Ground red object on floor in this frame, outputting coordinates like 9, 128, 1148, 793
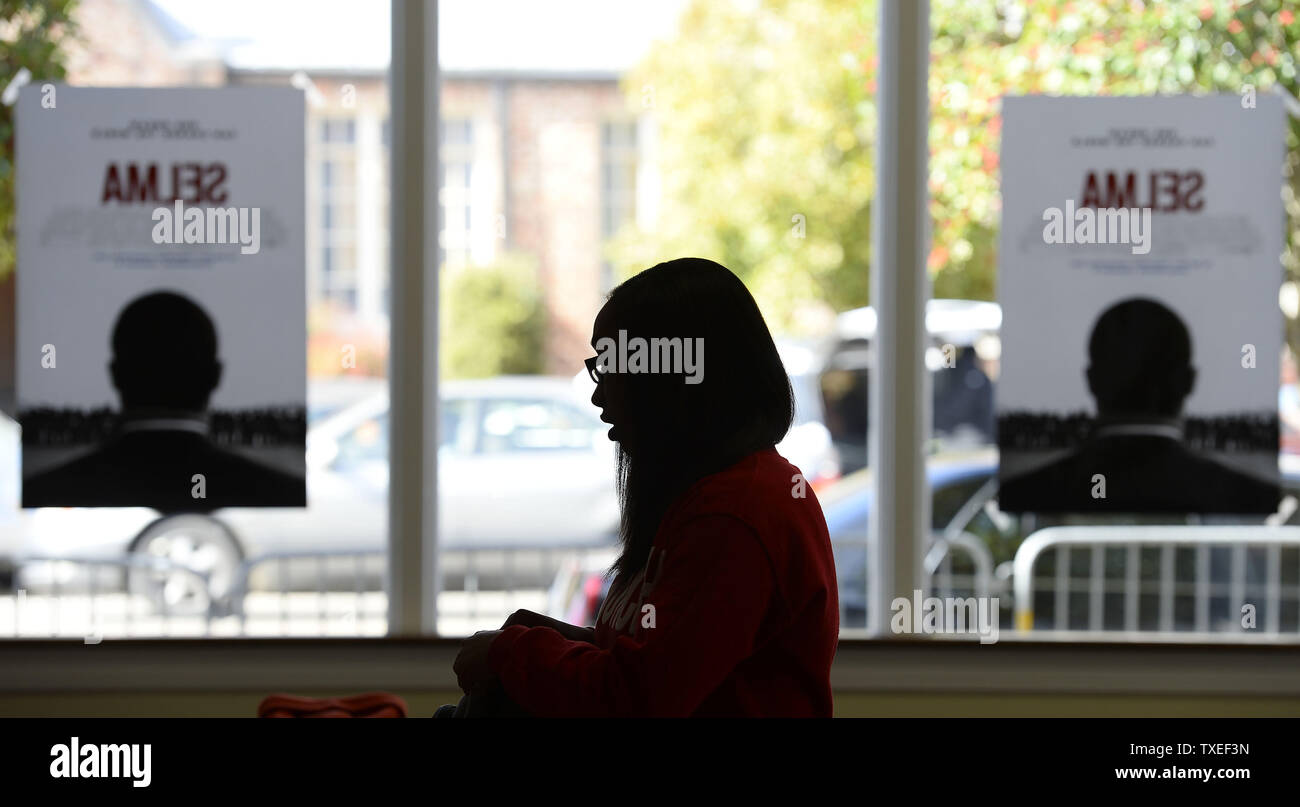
258, 692, 408, 718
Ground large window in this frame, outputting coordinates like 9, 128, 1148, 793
1, 0, 393, 639
4, 0, 1296, 648
922, 0, 1300, 642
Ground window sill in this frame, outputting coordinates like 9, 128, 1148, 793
0, 636, 1296, 697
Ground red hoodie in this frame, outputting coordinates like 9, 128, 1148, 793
487, 447, 839, 717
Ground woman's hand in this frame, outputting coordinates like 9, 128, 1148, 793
502, 609, 596, 644
453, 629, 502, 694
501, 609, 547, 630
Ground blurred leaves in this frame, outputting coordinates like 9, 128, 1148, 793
929, 0, 1300, 311
0, 0, 80, 282
3, 0, 1298, 342
440, 252, 546, 379
608, 0, 875, 333
608, 0, 1300, 330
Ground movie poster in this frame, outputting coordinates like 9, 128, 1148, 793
997, 95, 1285, 514
17, 86, 306, 510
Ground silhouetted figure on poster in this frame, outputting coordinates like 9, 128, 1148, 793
999, 297, 1277, 514
23, 291, 304, 511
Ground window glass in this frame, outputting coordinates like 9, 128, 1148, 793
0, 0, 391, 638
923, 0, 1300, 642
7, 2, 1287, 645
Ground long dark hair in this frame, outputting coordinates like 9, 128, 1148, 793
604, 258, 794, 578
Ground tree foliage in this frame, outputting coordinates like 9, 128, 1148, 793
608, 0, 1300, 331
440, 252, 546, 379
610, 0, 875, 333
0, 0, 80, 282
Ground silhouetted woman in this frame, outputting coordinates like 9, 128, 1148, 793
453, 257, 839, 717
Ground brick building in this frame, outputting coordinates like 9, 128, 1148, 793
34, 0, 682, 377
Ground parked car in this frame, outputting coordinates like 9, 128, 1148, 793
824, 450, 1300, 629
819, 299, 1002, 473
2, 376, 621, 613
549, 448, 1300, 631
818, 448, 999, 628
4, 341, 843, 616
776, 340, 842, 491
546, 447, 1002, 631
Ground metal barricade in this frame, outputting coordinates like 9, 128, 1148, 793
1012, 526, 1300, 636
7, 554, 212, 638
226, 542, 617, 636
831, 530, 998, 632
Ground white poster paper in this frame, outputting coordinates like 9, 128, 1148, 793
997, 95, 1285, 514
17, 86, 306, 510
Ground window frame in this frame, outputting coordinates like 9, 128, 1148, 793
867, 0, 931, 636
387, 0, 441, 634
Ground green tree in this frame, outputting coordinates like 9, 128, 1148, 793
609, 0, 876, 334
440, 252, 546, 379
1192, 1, 1300, 345
928, 0, 1299, 307
0, 0, 80, 282
609, 0, 1300, 329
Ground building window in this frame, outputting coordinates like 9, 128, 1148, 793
320, 118, 356, 144
380, 117, 391, 316
317, 116, 359, 308
440, 118, 474, 269
600, 120, 638, 291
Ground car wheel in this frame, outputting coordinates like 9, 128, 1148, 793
129, 515, 243, 617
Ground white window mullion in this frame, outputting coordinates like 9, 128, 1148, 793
868, 0, 931, 636
388, 0, 441, 635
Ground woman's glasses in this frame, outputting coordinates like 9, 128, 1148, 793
584, 355, 607, 384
